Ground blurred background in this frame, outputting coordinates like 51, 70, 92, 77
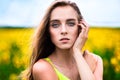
0, 0, 120, 80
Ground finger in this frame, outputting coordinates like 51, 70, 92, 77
81, 20, 89, 29
80, 20, 89, 37
81, 19, 89, 27
79, 23, 88, 40
80, 19, 89, 32
83, 20, 89, 29
78, 23, 86, 35
78, 23, 88, 40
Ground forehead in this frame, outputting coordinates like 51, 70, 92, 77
50, 6, 78, 20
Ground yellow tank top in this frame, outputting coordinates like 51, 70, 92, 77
44, 58, 70, 80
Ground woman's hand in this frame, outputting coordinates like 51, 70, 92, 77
73, 19, 89, 52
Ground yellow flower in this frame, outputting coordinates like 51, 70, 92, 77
9, 73, 18, 80
111, 57, 118, 66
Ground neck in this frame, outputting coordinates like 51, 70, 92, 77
50, 48, 74, 66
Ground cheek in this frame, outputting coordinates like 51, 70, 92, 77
49, 29, 58, 43
72, 27, 79, 38
70, 27, 79, 42
74, 31, 79, 40
49, 31, 54, 40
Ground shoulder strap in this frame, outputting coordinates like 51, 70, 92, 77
44, 58, 70, 80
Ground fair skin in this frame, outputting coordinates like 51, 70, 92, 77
33, 6, 103, 80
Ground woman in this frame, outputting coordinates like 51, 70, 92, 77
26, 0, 103, 80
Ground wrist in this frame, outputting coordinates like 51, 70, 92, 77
73, 48, 82, 53
73, 48, 83, 56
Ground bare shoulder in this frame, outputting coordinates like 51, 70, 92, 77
92, 53, 103, 63
92, 53, 103, 79
32, 59, 58, 80
33, 59, 50, 74
84, 50, 103, 63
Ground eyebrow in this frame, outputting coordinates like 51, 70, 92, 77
50, 18, 76, 23
50, 20, 59, 23
66, 19, 76, 22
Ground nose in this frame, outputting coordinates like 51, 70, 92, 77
61, 24, 67, 35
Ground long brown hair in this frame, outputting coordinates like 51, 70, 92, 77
26, 0, 83, 80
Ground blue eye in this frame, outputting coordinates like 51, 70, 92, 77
51, 23, 60, 28
67, 22, 75, 26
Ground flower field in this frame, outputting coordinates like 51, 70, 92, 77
0, 27, 120, 80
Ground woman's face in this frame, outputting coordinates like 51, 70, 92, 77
49, 6, 79, 50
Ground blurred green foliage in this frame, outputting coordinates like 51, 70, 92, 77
93, 47, 120, 80
0, 42, 25, 80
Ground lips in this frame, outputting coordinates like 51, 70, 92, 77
60, 38, 70, 41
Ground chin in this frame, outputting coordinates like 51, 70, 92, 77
58, 45, 72, 50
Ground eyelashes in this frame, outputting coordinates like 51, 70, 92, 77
67, 22, 76, 26
50, 23, 60, 28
